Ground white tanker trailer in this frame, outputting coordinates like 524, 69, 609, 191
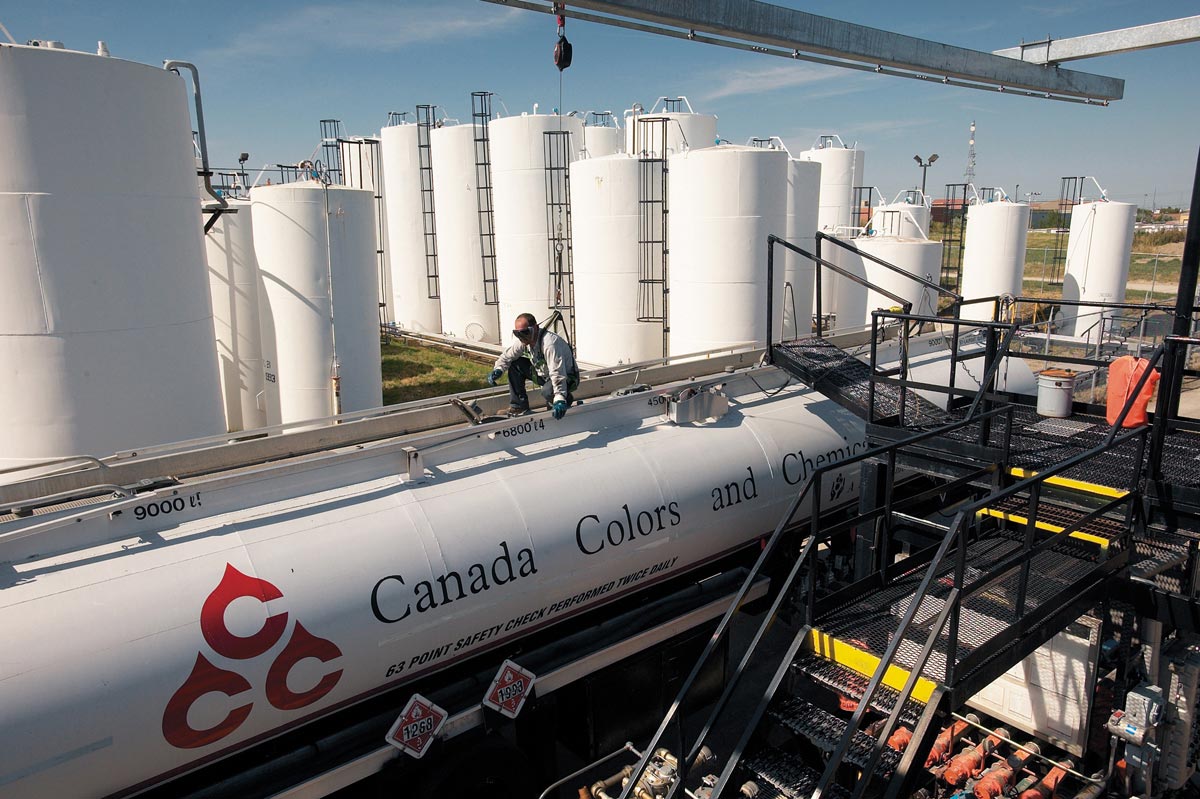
0, 360, 866, 798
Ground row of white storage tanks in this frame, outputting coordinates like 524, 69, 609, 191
0, 41, 1138, 470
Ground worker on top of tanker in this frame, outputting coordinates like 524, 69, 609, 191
487, 313, 580, 419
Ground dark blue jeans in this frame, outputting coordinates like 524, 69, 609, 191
506, 359, 572, 410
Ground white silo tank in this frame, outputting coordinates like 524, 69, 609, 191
570, 154, 662, 365
858, 237, 943, 325
379, 123, 442, 334
668, 145, 788, 356
783, 159, 821, 338
799, 137, 864, 236
338, 136, 390, 324
1061, 201, 1136, 339
583, 124, 622, 158
204, 199, 268, 432
251, 181, 382, 424
959, 200, 1030, 321
872, 202, 931, 238
430, 123, 501, 343
800, 136, 866, 316
489, 113, 586, 331
0, 43, 224, 470
624, 99, 718, 157
826, 239, 868, 333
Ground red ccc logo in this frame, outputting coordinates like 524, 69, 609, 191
162, 564, 344, 749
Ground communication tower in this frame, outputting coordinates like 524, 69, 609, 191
964, 120, 976, 185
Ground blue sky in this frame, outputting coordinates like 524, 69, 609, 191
5, 1, 1197, 208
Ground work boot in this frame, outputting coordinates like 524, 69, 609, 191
506, 404, 530, 417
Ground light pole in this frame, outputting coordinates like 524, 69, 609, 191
913, 153, 938, 195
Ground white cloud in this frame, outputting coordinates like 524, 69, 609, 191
202, 2, 524, 60
699, 63, 867, 102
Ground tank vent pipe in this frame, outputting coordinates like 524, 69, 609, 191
162, 60, 226, 210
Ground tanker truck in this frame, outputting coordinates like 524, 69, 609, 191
0, 355, 870, 799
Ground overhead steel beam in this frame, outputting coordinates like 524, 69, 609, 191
483, 0, 1124, 102
994, 15, 1200, 64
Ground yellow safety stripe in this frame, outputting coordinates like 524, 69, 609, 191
976, 507, 1110, 551
1007, 467, 1128, 499
806, 629, 935, 704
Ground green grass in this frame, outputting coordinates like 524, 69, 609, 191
381, 340, 494, 405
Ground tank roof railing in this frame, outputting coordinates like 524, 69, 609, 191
584, 110, 619, 128
645, 95, 696, 114
890, 187, 930, 207
0, 363, 782, 555
746, 135, 790, 155
0, 349, 770, 515
1074, 175, 1110, 202
812, 133, 855, 150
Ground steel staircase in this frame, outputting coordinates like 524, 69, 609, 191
612, 234, 1200, 799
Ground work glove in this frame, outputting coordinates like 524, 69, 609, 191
552, 400, 568, 420
487, 368, 503, 387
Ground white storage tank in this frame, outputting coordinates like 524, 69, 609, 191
205, 199, 269, 432
860, 237, 942, 323
625, 97, 718, 157
959, 200, 1030, 321
799, 135, 864, 236
830, 236, 942, 331
583, 118, 624, 157
570, 153, 663, 365
799, 135, 865, 316
429, 123, 501, 343
872, 199, 931, 239
784, 159, 822, 339
0, 43, 224, 470
1061, 200, 1136, 339
825, 239, 868, 333
338, 136, 390, 325
379, 123, 442, 334
668, 145, 788, 356
251, 181, 382, 424
489, 113, 586, 331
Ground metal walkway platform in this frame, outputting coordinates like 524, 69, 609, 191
773, 337, 950, 427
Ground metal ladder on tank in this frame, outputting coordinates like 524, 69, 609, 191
1052, 176, 1086, 285
636, 116, 670, 358
852, 185, 876, 233
319, 119, 344, 185
544, 128, 576, 342
338, 134, 390, 327
416, 104, 441, 300
940, 183, 968, 292
471, 91, 500, 307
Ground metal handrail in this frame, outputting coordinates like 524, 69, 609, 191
817, 422, 1148, 797
766, 235, 912, 347
616, 404, 1015, 799
817, 231, 962, 302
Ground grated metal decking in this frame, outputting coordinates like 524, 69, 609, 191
774, 338, 950, 427
789, 653, 924, 727
740, 748, 851, 799
773, 338, 1200, 494
814, 531, 1107, 693
768, 697, 901, 777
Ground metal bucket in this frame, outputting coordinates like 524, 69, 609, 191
1036, 369, 1075, 418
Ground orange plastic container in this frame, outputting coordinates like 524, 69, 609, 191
1106, 356, 1160, 427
